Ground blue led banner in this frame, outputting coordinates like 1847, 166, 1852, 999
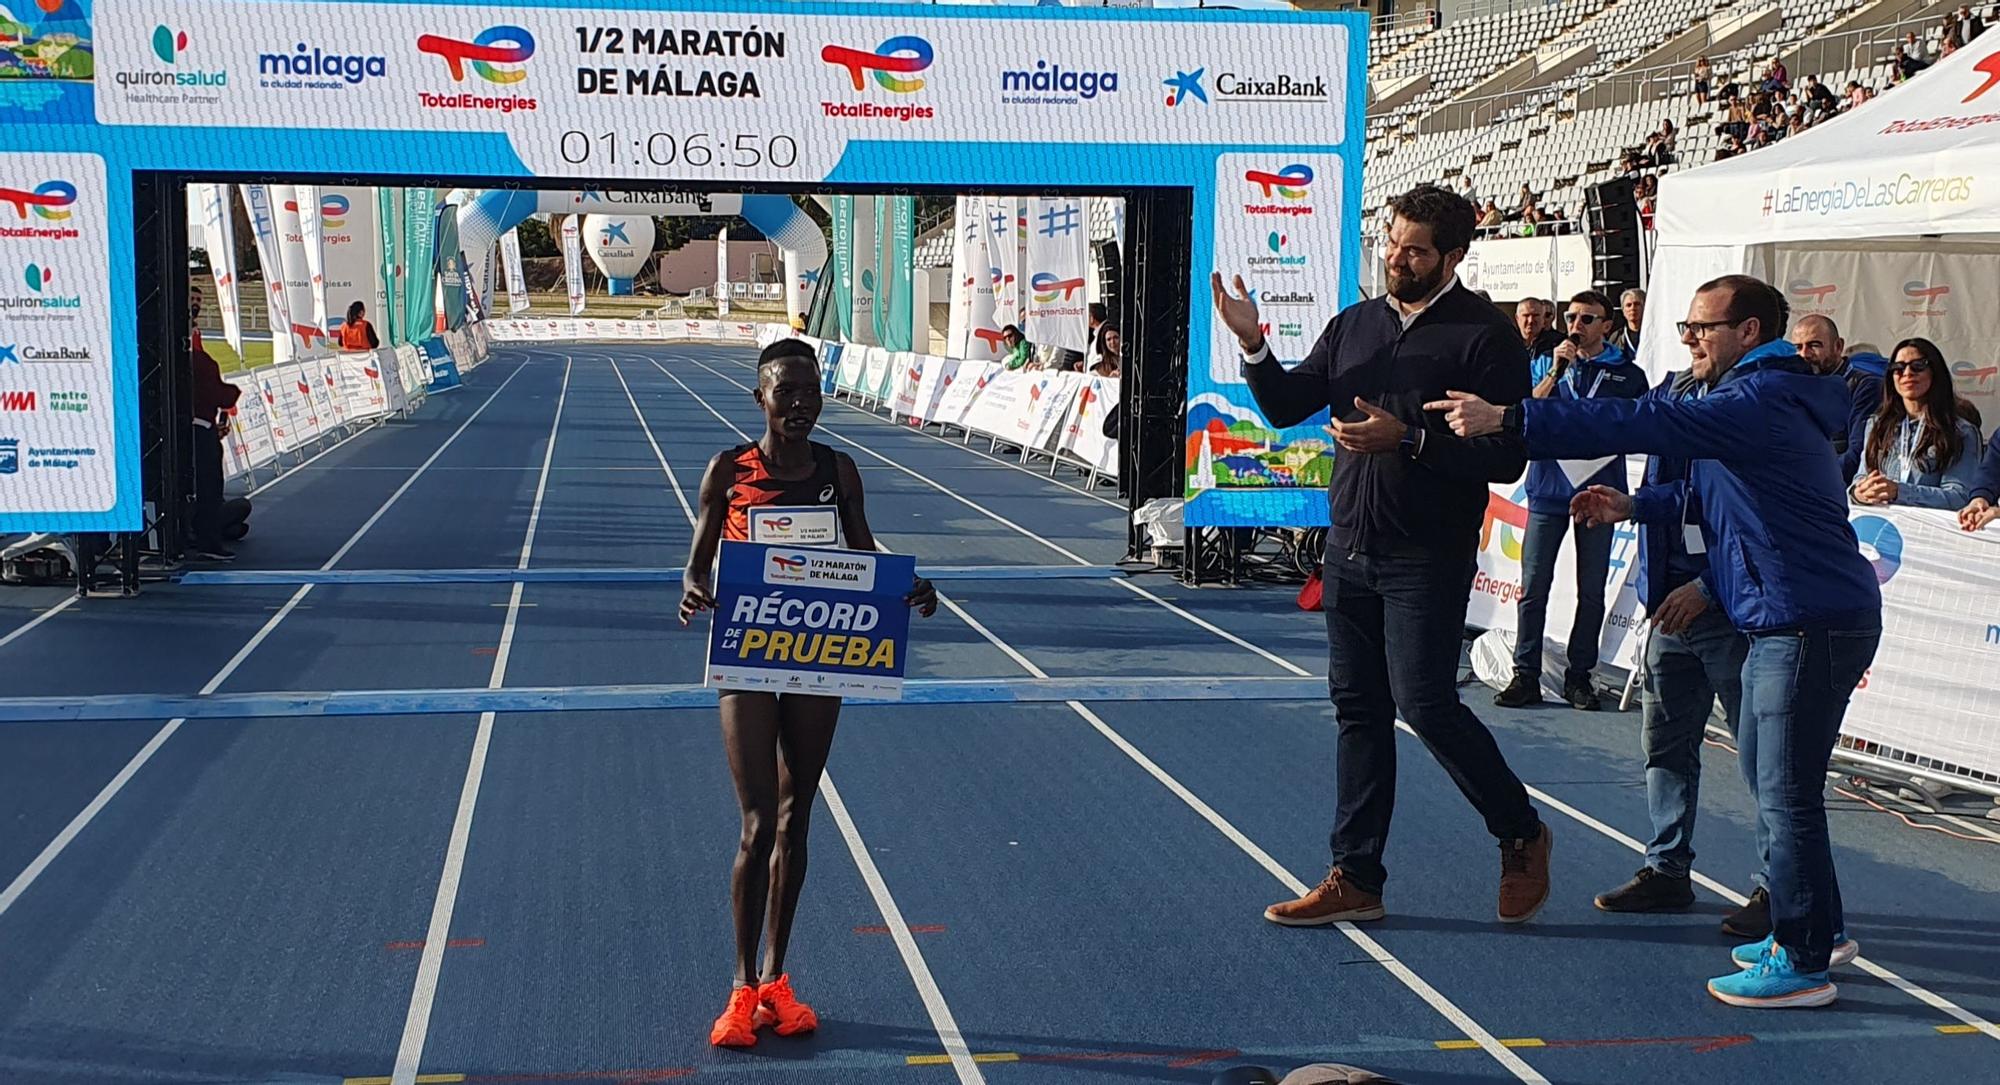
0, 0, 1366, 532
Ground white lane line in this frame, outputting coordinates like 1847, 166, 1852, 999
0, 407, 391, 657
1524, 784, 2000, 1040
680, 357, 1310, 679
626, 355, 986, 1085
0, 358, 535, 923
707, 350, 1125, 510
608, 357, 697, 525
391, 356, 572, 1085
650, 350, 1537, 1081
676, 346, 1999, 1046
0, 596, 77, 654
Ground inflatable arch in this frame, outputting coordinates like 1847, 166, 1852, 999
453, 190, 826, 317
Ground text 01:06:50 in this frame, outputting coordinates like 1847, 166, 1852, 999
557, 130, 801, 170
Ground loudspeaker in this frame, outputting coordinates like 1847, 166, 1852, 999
1587, 178, 1642, 299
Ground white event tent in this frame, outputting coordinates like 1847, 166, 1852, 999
1642, 40, 2000, 420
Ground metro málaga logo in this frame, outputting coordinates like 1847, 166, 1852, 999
416, 26, 537, 112
821, 37, 935, 121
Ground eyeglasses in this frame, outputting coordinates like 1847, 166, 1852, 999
1676, 317, 1749, 339
1889, 359, 1932, 375
1564, 312, 1601, 325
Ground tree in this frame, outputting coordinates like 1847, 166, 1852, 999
514, 216, 556, 258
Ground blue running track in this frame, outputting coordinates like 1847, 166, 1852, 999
1, 344, 1996, 1085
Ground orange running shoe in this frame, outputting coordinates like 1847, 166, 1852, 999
754, 974, 819, 1036
709, 986, 759, 1048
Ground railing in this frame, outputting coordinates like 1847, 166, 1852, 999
1781, 7, 1963, 82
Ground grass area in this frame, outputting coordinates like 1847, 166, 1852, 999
207, 338, 276, 374
195, 292, 786, 375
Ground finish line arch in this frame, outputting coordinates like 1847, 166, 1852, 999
0, 0, 1365, 543
454, 190, 827, 313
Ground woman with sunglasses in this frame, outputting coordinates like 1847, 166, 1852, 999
1849, 338, 1983, 509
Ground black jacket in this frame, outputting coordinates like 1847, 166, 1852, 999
1244, 281, 1531, 556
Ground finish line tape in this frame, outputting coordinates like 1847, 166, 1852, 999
174, 565, 1130, 586
0, 675, 1328, 724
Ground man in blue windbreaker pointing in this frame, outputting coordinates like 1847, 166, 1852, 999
1429, 274, 1882, 1010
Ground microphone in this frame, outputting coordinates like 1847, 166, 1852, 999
1566, 332, 1583, 346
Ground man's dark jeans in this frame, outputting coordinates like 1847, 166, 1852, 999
1513, 510, 1613, 684
1323, 546, 1542, 894
1740, 620, 1880, 972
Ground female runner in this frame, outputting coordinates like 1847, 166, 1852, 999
680, 337, 938, 1047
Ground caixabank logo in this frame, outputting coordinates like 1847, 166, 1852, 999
820, 37, 935, 122
111, 26, 228, 106
415, 25, 538, 113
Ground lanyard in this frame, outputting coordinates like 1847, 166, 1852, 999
1898, 419, 1922, 481
1566, 358, 1609, 399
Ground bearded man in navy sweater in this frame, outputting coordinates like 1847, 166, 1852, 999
1211, 184, 1552, 928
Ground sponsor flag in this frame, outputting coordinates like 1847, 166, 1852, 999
1025, 196, 1089, 351
239, 184, 295, 366
561, 216, 586, 316
875, 195, 915, 351
401, 188, 437, 340
294, 184, 329, 333
198, 184, 244, 357
377, 187, 403, 345
500, 228, 530, 313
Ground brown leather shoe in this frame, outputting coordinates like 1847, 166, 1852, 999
1265, 868, 1386, 926
1497, 822, 1553, 924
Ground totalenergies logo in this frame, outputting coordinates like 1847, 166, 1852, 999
1789, 279, 1836, 304
971, 326, 1008, 352
417, 25, 535, 83
1246, 164, 1314, 199
1965, 49, 2000, 103
1951, 359, 1998, 392
822, 36, 933, 93
1902, 279, 1949, 317
988, 266, 1016, 292
0, 180, 77, 221
1480, 486, 1530, 560
1031, 272, 1084, 302
319, 193, 350, 228
1851, 514, 1903, 585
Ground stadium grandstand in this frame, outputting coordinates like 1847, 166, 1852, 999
1346, 0, 1998, 263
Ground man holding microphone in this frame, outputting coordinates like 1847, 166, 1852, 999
1211, 184, 1552, 928
1429, 275, 1881, 1008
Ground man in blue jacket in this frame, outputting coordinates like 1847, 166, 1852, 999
1430, 274, 1882, 1009
1498, 290, 1649, 710
1587, 369, 1762, 928
1958, 427, 2000, 531
1787, 315, 1881, 479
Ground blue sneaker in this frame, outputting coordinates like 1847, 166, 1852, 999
1730, 933, 1859, 970
1709, 942, 1837, 1008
